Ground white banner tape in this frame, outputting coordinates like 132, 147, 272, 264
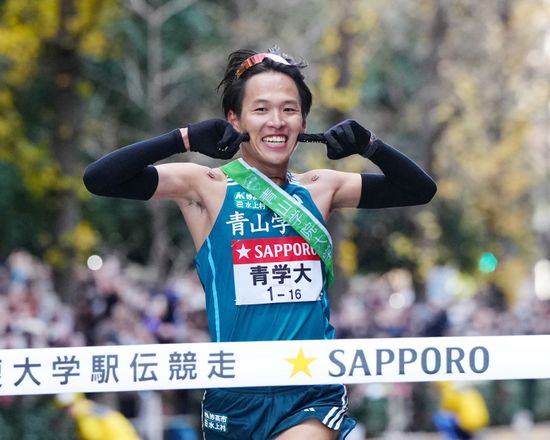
1, 335, 549, 396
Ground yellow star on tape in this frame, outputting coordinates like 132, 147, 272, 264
286, 348, 316, 377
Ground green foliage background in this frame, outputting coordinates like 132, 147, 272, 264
0, 0, 549, 301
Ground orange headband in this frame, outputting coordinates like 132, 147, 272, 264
235, 53, 291, 79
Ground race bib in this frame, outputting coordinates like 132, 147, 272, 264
232, 237, 323, 305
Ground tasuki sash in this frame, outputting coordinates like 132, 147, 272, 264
221, 159, 334, 287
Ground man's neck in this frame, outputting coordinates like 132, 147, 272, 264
268, 175, 287, 186
239, 157, 289, 186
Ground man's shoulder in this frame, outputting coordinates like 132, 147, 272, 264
158, 162, 226, 180
294, 168, 347, 184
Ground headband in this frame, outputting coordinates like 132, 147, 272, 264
235, 53, 291, 79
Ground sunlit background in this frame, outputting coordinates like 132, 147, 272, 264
1, 0, 550, 439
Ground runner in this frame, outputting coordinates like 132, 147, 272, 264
83, 46, 437, 439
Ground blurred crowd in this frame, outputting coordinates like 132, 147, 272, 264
333, 267, 550, 340
3, 249, 549, 353
0, 250, 210, 439
1, 249, 550, 439
0, 250, 211, 351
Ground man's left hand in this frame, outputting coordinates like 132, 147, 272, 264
323, 119, 376, 159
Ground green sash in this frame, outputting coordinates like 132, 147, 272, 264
221, 159, 334, 287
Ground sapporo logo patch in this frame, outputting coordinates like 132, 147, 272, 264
231, 236, 323, 305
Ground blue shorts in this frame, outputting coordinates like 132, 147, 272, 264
201, 385, 356, 439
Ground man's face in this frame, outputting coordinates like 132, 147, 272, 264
229, 71, 306, 170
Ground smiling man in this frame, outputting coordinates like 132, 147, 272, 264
83, 47, 437, 439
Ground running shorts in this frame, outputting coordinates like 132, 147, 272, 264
201, 384, 356, 439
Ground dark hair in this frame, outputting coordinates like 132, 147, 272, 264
217, 47, 313, 118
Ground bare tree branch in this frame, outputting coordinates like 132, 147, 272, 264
124, 56, 145, 108
159, 58, 192, 88
125, 0, 152, 19
151, 0, 198, 26
157, 84, 188, 118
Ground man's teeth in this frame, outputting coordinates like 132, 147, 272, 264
263, 136, 286, 143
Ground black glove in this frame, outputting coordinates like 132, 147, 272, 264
187, 119, 247, 159
323, 119, 377, 160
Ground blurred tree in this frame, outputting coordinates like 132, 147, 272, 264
0, 0, 118, 301
431, 0, 547, 301
1, 0, 548, 305
308, 0, 378, 304
80, 0, 232, 283
346, 0, 547, 304
120, 0, 203, 283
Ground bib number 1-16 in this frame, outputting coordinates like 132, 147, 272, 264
268, 287, 302, 302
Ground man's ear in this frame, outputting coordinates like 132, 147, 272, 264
227, 110, 241, 132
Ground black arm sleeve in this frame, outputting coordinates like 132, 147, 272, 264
358, 139, 437, 209
83, 129, 183, 200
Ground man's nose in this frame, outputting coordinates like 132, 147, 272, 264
268, 110, 285, 127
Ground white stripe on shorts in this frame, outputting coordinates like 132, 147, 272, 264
322, 385, 348, 430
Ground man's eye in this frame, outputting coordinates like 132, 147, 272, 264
254, 107, 267, 112
284, 107, 299, 112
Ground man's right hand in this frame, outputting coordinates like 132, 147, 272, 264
187, 119, 247, 159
